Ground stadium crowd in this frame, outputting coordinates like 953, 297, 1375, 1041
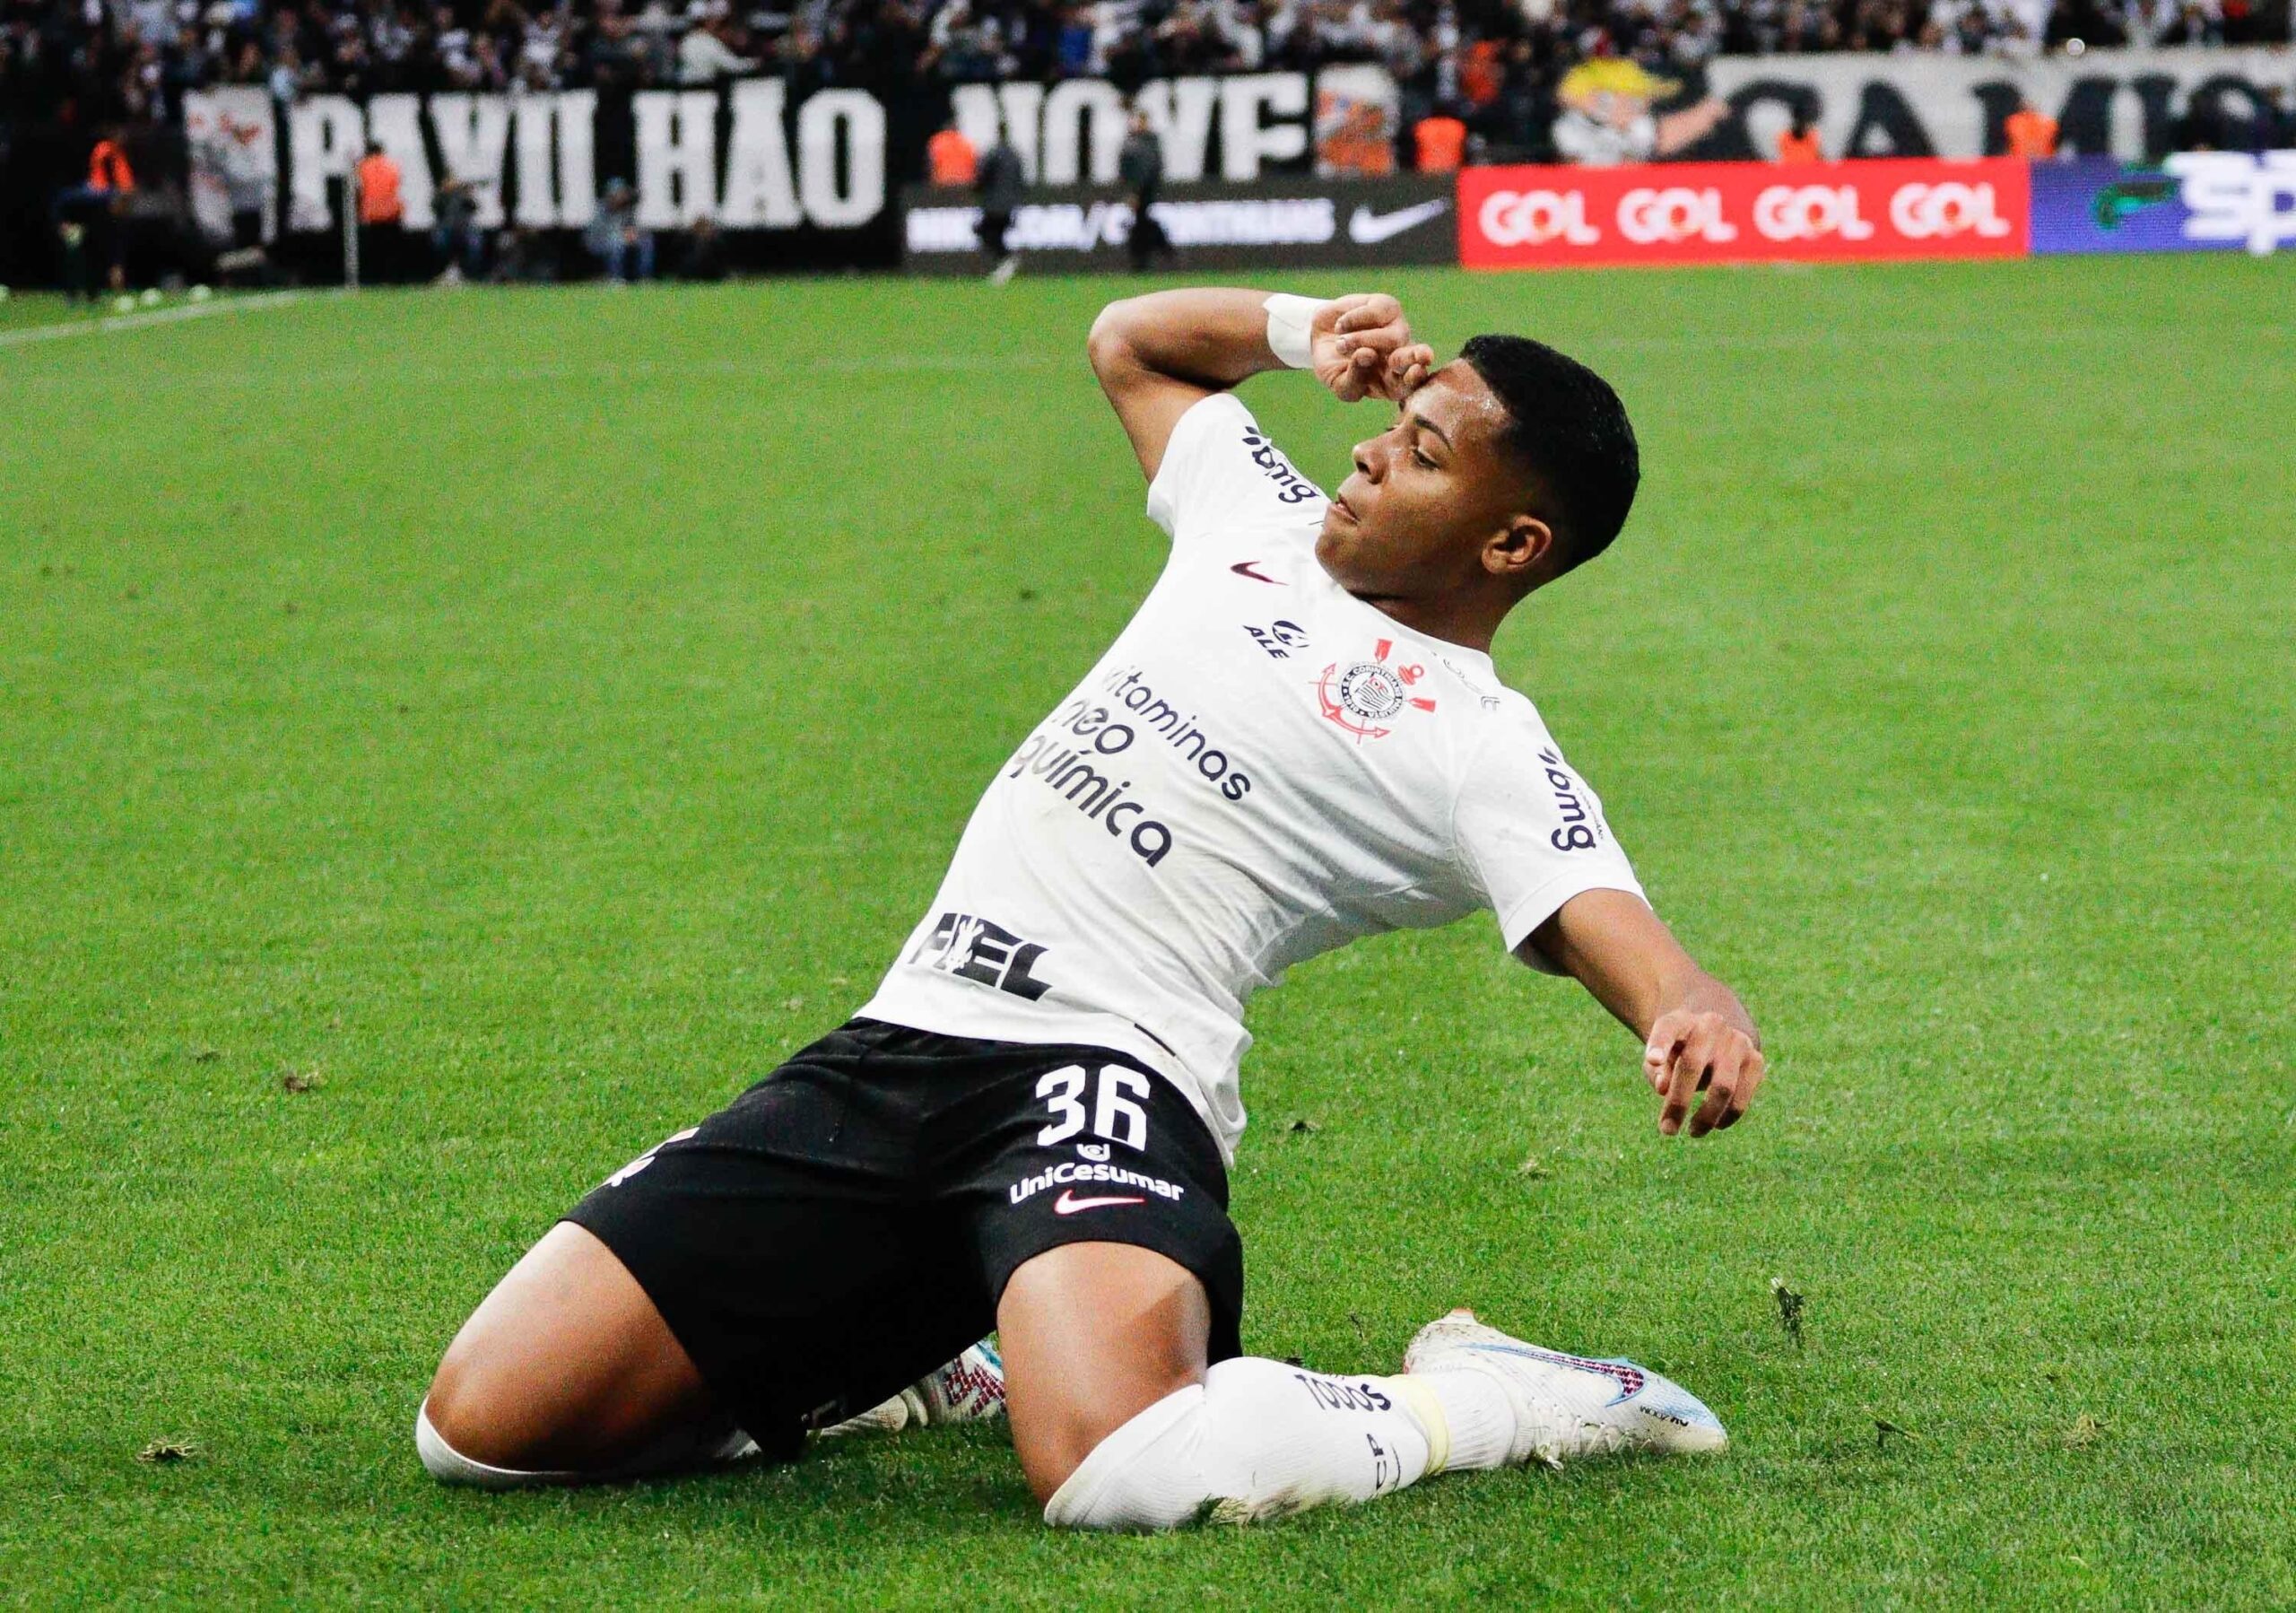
4, 0, 2288, 291
4, 0, 2285, 134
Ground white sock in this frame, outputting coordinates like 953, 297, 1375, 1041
416, 1405, 580, 1489
414, 1403, 758, 1488
1415, 1369, 1516, 1470
1046, 1356, 1449, 1530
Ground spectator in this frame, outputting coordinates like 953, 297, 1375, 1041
88, 127, 137, 196
54, 124, 137, 292
2248, 84, 2294, 151
927, 117, 978, 187
677, 3, 755, 81
2004, 96, 2058, 156
490, 224, 560, 280
1775, 109, 1822, 161
977, 130, 1024, 284
680, 214, 728, 280
1413, 108, 1467, 170
432, 174, 485, 283
587, 177, 655, 281
356, 142, 404, 283
1118, 106, 1169, 271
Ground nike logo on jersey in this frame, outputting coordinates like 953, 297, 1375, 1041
1347, 198, 1450, 245
1053, 1190, 1146, 1214
1231, 560, 1283, 585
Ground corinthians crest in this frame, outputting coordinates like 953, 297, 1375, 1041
1314, 638, 1438, 742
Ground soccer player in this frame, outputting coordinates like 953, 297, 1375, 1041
417, 289, 1768, 1528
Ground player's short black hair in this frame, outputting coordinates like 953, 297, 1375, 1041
1459, 334, 1640, 580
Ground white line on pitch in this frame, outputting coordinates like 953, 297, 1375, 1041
0, 289, 309, 351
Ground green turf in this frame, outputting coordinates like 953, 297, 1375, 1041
3, 257, 2291, 1609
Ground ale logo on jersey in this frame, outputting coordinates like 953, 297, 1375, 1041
1315, 638, 1437, 742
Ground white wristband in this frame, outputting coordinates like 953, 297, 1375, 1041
1264, 293, 1332, 370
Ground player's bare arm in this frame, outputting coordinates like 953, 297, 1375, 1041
1530, 889, 1767, 1138
1088, 287, 1435, 478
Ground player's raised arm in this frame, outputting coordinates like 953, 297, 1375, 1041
1526, 889, 1767, 1139
1086, 288, 1435, 482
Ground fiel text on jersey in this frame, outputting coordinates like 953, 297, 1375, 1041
910, 911, 1052, 1000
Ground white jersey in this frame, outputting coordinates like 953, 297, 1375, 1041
860, 392, 1643, 1160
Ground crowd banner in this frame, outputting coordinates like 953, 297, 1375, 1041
1459, 158, 2030, 268
1314, 65, 1401, 177
902, 174, 1454, 274
185, 88, 281, 245
947, 69, 1393, 187
1702, 48, 2296, 163
266, 83, 881, 236
257, 69, 1388, 256
2032, 151, 2296, 256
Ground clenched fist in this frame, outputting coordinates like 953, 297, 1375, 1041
1310, 293, 1436, 404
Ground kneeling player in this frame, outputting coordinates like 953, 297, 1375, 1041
417, 287, 1767, 1528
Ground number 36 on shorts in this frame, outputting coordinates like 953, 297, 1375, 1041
1036, 1065, 1152, 1151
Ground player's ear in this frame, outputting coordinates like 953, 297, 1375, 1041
1484, 513, 1553, 587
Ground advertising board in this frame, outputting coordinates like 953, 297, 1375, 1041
2031, 152, 2296, 257
1459, 158, 2031, 269
902, 174, 1456, 275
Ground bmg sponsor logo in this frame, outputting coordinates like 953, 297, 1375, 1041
1239, 426, 1321, 505
1537, 745, 1604, 851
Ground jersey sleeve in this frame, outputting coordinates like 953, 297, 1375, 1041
1144, 392, 1326, 545
1451, 719, 1646, 973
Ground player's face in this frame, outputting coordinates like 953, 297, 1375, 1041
1318, 362, 1532, 601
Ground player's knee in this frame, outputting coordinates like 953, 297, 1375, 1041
1014, 1398, 1128, 1506
1012, 1359, 1205, 1508
1012, 1358, 1207, 1506
419, 1336, 538, 1476
1039, 1356, 1397, 1530
1039, 1382, 1211, 1530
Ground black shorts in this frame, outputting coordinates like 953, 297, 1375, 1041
564, 1017, 1242, 1446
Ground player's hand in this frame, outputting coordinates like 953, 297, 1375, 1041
1311, 294, 1435, 404
1644, 1009, 1765, 1138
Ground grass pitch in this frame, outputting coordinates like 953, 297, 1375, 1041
3, 257, 2292, 1609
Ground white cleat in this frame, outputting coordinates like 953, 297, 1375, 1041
1404, 1309, 1726, 1467
819, 1339, 1006, 1437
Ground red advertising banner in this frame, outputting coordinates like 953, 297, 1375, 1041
1458, 157, 2031, 269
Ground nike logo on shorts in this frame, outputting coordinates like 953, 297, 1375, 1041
1053, 1189, 1146, 1215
